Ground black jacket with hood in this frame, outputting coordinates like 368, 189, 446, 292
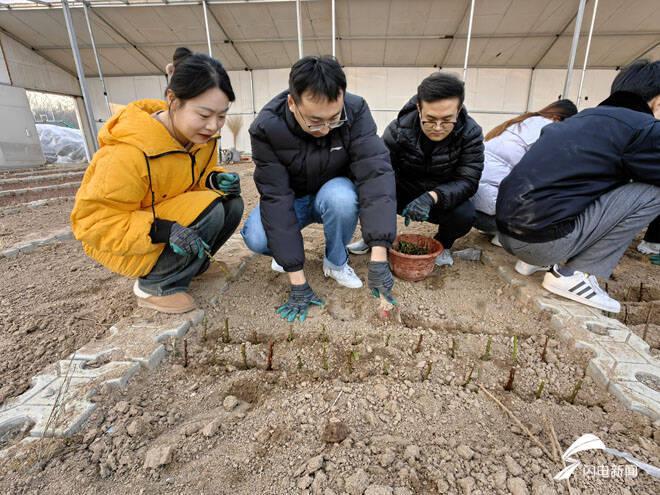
383, 96, 484, 210
250, 90, 397, 272
496, 91, 660, 243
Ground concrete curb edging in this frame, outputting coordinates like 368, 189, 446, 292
1, 228, 74, 258
484, 251, 659, 420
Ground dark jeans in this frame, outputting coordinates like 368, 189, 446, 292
644, 216, 659, 243
138, 196, 244, 296
473, 210, 498, 236
397, 196, 475, 249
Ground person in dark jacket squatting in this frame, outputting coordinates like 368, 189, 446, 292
497, 59, 660, 313
241, 56, 397, 322
348, 72, 484, 267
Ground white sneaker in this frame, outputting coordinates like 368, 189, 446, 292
542, 265, 621, 313
271, 258, 285, 273
347, 239, 370, 255
491, 234, 503, 247
323, 261, 363, 288
637, 240, 660, 255
515, 260, 550, 276
435, 249, 453, 266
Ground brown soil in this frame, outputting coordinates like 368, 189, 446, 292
0, 163, 658, 494
0, 198, 75, 249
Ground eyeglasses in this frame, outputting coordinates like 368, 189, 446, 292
420, 118, 457, 131
294, 103, 347, 132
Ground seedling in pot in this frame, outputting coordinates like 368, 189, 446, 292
395, 240, 430, 256
480, 336, 492, 361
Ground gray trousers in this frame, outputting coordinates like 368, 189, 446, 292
500, 183, 660, 278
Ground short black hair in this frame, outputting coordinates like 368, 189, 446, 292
417, 72, 465, 106
611, 59, 660, 101
166, 47, 235, 103
289, 55, 347, 103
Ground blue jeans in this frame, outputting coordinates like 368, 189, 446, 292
241, 177, 359, 269
138, 197, 244, 296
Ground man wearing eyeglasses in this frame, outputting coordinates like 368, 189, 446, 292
241, 56, 397, 322
350, 72, 484, 266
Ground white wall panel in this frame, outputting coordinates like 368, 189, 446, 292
0, 34, 79, 96
0, 85, 45, 169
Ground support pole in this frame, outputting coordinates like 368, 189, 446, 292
563, 0, 587, 99
249, 69, 257, 117
83, 1, 111, 118
295, 0, 303, 59
577, 0, 599, 109
463, 0, 476, 82
203, 0, 213, 56
331, 0, 336, 57
62, 0, 97, 157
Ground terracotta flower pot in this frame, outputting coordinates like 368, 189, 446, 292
388, 234, 443, 282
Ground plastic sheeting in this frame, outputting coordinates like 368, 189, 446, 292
36, 124, 86, 164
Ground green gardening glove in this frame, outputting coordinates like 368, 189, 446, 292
651, 254, 660, 266
169, 223, 210, 259
211, 172, 240, 197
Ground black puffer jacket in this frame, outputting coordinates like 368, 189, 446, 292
497, 91, 660, 242
250, 90, 397, 272
383, 96, 484, 210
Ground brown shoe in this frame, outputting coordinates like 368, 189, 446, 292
133, 281, 197, 314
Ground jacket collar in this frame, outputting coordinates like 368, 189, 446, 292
598, 91, 654, 116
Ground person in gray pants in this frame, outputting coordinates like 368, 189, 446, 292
496, 59, 660, 313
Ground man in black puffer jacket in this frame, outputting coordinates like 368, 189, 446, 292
350, 72, 484, 266
497, 59, 660, 314
241, 56, 397, 322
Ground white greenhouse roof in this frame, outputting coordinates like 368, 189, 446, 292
0, 0, 658, 77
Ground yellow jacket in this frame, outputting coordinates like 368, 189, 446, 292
71, 99, 226, 278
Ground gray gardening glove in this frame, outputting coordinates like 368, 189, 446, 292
368, 261, 396, 305
169, 223, 209, 259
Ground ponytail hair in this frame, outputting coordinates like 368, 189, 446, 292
485, 99, 577, 141
165, 46, 235, 103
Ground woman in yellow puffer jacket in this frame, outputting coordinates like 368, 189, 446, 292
71, 47, 244, 314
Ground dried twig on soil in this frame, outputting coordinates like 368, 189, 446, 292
287, 325, 295, 342
639, 282, 644, 302
183, 339, 188, 368
546, 417, 574, 495
414, 334, 423, 354
382, 361, 390, 376
384, 334, 390, 347
478, 384, 553, 460
504, 367, 517, 391
266, 340, 274, 371
481, 336, 492, 361
320, 324, 329, 343
297, 354, 304, 370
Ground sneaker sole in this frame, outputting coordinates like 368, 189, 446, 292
347, 247, 370, 255
515, 263, 549, 276
541, 278, 620, 313
136, 298, 197, 314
